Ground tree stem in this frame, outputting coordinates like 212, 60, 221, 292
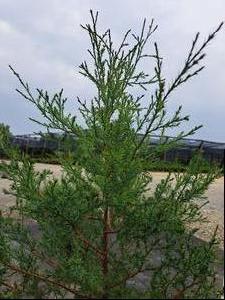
102, 206, 110, 298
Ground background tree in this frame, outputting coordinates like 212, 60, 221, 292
0, 11, 223, 299
0, 123, 12, 148
0, 123, 12, 164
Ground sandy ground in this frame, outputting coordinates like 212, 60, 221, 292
0, 162, 224, 249
146, 172, 224, 249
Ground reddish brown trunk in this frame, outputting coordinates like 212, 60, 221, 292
102, 207, 110, 298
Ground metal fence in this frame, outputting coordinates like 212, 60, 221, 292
1, 133, 224, 166
149, 135, 225, 166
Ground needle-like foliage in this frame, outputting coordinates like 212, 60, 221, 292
0, 10, 223, 299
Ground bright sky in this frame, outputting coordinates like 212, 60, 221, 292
0, 0, 224, 142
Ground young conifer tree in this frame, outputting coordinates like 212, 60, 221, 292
0, 11, 223, 299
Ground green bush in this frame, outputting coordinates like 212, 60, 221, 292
0, 11, 223, 299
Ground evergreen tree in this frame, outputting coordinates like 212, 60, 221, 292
0, 123, 12, 161
0, 11, 223, 299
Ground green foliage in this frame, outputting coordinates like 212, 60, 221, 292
144, 155, 222, 174
0, 123, 12, 141
0, 11, 223, 298
0, 123, 12, 158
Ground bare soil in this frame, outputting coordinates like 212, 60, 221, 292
146, 172, 224, 249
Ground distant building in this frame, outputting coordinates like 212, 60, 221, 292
4, 133, 225, 165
